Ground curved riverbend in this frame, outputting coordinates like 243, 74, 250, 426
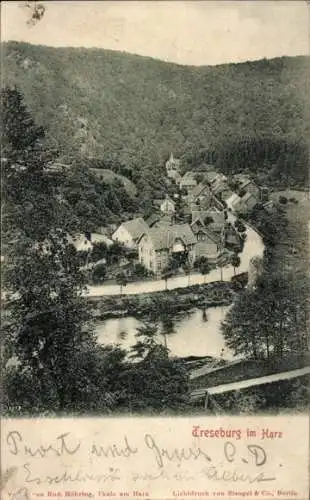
95, 225, 264, 359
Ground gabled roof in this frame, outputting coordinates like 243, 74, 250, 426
234, 173, 250, 184
212, 180, 230, 195
197, 226, 221, 245
242, 191, 257, 203
166, 153, 180, 167
180, 171, 197, 185
191, 217, 205, 233
226, 193, 242, 207
140, 223, 197, 250
122, 217, 149, 240
182, 171, 196, 179
190, 183, 210, 199
224, 223, 240, 244
145, 213, 161, 227
204, 171, 219, 183
161, 195, 176, 205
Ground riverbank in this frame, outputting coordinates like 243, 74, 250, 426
88, 280, 237, 321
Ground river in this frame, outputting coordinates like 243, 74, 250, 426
95, 305, 237, 361
95, 224, 264, 360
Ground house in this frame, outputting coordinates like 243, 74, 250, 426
145, 213, 161, 228
138, 223, 197, 275
212, 183, 233, 203
238, 192, 258, 214
204, 171, 219, 184
210, 173, 227, 189
202, 209, 226, 234
191, 218, 222, 262
160, 195, 176, 215
112, 217, 149, 248
188, 183, 212, 208
226, 193, 243, 212
260, 186, 269, 203
179, 171, 198, 191
222, 223, 241, 252
71, 232, 113, 252
153, 196, 176, 215
238, 178, 260, 199
166, 153, 181, 181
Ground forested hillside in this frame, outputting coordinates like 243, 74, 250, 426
3, 41, 310, 192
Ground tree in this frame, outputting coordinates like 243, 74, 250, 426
92, 263, 107, 284
234, 219, 246, 233
221, 270, 307, 362
91, 241, 108, 263
1, 88, 97, 413
199, 258, 211, 283
133, 262, 148, 279
204, 216, 214, 226
230, 252, 241, 276
126, 323, 189, 412
182, 261, 191, 286
161, 265, 174, 291
116, 271, 128, 295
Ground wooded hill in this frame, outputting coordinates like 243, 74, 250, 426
3, 41, 310, 192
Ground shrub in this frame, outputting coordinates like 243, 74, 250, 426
133, 263, 149, 278
92, 263, 107, 284
279, 195, 288, 204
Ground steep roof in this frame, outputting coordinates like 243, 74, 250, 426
180, 171, 197, 185
242, 191, 257, 203
204, 171, 218, 183
142, 223, 197, 251
166, 153, 180, 167
122, 217, 149, 240
226, 193, 241, 207
190, 183, 210, 199
212, 180, 230, 196
145, 213, 161, 227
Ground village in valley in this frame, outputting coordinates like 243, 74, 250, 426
2, 1, 309, 420
75, 153, 270, 288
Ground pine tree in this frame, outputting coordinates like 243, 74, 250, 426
1, 88, 96, 413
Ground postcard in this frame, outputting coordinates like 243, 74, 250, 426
1, 2, 309, 499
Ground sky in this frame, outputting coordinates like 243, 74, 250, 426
2, 1, 309, 66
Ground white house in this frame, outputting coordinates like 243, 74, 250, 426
112, 217, 149, 248
160, 196, 176, 215
71, 232, 113, 252
226, 193, 243, 212
165, 153, 181, 181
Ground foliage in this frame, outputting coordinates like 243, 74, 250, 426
90, 242, 108, 262
279, 195, 288, 204
125, 324, 190, 412
221, 270, 308, 361
59, 162, 139, 230
230, 253, 241, 275
234, 219, 246, 233
132, 262, 149, 279
116, 271, 128, 294
3, 42, 309, 194
92, 263, 107, 284
1, 88, 98, 412
161, 265, 174, 290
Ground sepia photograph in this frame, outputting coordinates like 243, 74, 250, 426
1, 0, 310, 419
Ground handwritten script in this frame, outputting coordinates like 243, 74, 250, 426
3, 429, 276, 492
